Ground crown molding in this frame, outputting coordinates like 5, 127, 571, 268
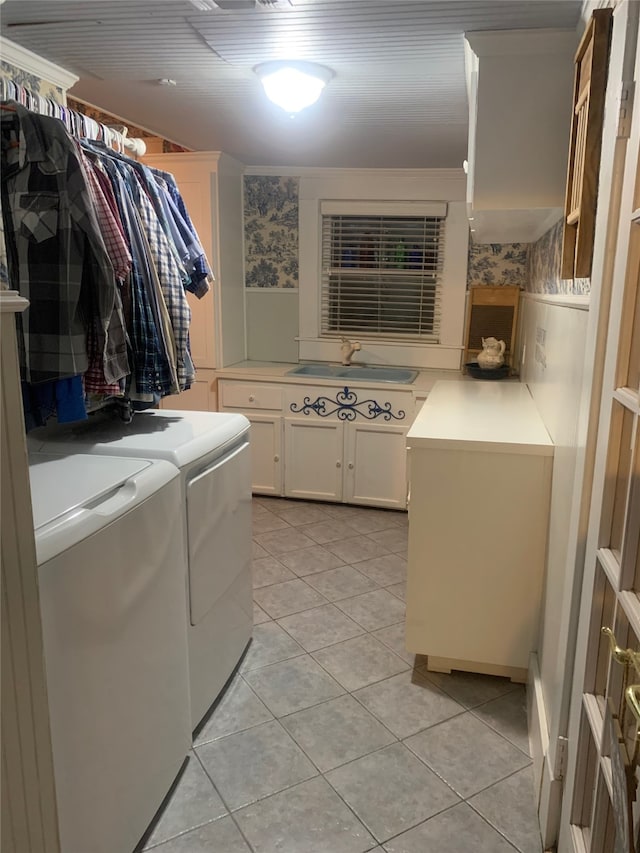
0, 291, 29, 314
244, 165, 465, 180
0, 37, 78, 91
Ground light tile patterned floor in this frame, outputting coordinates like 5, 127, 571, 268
142, 497, 542, 853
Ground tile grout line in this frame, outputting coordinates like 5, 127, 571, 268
190, 749, 261, 853
245, 499, 539, 851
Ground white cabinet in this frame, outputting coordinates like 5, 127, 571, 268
249, 415, 283, 496
219, 377, 413, 508
283, 419, 407, 507
284, 419, 343, 501
344, 422, 408, 509
284, 384, 412, 509
218, 380, 283, 495
142, 151, 245, 394
405, 381, 553, 682
464, 29, 575, 243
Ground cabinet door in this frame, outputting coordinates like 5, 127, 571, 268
344, 422, 408, 509
248, 415, 283, 495
159, 371, 215, 412
284, 418, 343, 502
143, 153, 217, 369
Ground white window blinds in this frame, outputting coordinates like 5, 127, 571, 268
320, 212, 446, 341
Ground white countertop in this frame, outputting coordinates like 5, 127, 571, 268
407, 380, 554, 455
215, 361, 466, 395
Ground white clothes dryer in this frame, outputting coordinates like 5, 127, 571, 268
30, 409, 253, 731
29, 453, 191, 853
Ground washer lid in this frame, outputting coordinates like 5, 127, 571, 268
29, 453, 180, 565
29, 453, 151, 529
29, 410, 250, 468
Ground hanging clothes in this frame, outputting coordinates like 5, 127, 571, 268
0, 101, 129, 388
0, 98, 213, 427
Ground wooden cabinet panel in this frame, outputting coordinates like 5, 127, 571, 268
143, 153, 218, 371
220, 381, 283, 411
284, 419, 343, 502
248, 415, 283, 496
406, 381, 553, 681
561, 8, 613, 279
344, 422, 407, 509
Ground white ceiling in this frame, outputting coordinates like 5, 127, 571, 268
1, 0, 583, 168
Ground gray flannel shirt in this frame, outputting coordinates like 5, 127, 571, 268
0, 102, 129, 384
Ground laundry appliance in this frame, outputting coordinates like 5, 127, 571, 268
28, 452, 191, 853
30, 409, 253, 730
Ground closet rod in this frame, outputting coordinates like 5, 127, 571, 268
1, 78, 147, 156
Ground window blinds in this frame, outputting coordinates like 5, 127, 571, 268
320, 213, 445, 341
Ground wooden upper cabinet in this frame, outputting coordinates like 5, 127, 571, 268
561, 8, 613, 280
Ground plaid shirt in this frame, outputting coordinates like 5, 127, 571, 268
98, 156, 177, 397
123, 165, 194, 390
159, 169, 212, 298
0, 102, 129, 385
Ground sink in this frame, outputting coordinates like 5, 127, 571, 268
287, 364, 418, 384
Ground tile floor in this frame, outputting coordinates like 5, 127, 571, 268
142, 497, 542, 853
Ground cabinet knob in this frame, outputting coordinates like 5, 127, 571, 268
348, 462, 354, 469
274, 455, 279, 462
249, 395, 255, 402
336, 461, 341, 468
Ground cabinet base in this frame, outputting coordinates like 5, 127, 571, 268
424, 655, 527, 684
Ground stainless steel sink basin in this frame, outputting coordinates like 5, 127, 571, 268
286, 364, 418, 384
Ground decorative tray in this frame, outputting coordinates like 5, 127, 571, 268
465, 362, 510, 380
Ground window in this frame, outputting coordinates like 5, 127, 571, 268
299, 192, 467, 371
320, 212, 445, 342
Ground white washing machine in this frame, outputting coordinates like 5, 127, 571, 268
29, 453, 191, 853
29, 409, 253, 731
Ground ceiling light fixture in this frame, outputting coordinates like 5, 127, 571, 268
254, 61, 334, 114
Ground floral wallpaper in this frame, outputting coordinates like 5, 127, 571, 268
527, 218, 590, 296
244, 176, 299, 288
467, 240, 529, 287
0, 60, 64, 103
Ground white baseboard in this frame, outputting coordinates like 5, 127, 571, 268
528, 652, 565, 850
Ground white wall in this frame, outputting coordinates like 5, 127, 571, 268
217, 154, 247, 366
520, 294, 589, 717
519, 293, 590, 846
246, 290, 299, 363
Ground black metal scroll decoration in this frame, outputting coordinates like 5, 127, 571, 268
289, 387, 405, 421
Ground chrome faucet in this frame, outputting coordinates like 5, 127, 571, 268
340, 337, 361, 366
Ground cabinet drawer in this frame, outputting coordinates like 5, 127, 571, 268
219, 381, 283, 411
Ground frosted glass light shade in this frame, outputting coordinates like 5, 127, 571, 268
255, 61, 333, 113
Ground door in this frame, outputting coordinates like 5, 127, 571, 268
249, 415, 283, 495
284, 418, 343, 501
559, 11, 640, 848
186, 439, 252, 624
143, 153, 217, 370
344, 422, 408, 509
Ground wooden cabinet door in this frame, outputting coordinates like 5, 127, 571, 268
284, 418, 343, 502
143, 153, 217, 370
344, 422, 408, 509
248, 415, 283, 496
